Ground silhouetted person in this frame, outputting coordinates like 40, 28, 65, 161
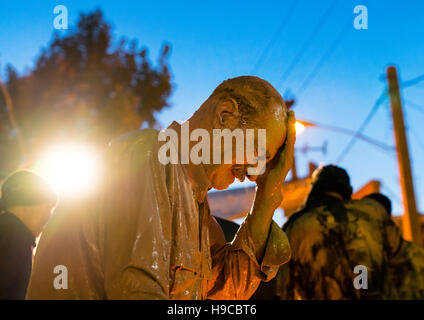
0, 170, 57, 299
364, 193, 392, 216
365, 193, 424, 299
214, 216, 239, 242
277, 165, 402, 299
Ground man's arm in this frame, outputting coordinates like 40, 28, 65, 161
206, 112, 295, 300
246, 110, 296, 262
206, 213, 291, 300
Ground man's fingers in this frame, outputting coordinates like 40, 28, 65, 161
286, 110, 296, 146
274, 111, 296, 170
284, 111, 296, 162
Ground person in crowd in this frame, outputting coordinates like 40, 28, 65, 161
276, 165, 402, 299
0, 170, 57, 299
364, 193, 392, 216
214, 216, 239, 242
365, 193, 424, 299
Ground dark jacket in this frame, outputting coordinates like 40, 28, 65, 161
0, 211, 36, 299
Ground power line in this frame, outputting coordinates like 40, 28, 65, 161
296, 18, 351, 98
404, 99, 424, 114
276, 0, 339, 90
404, 104, 424, 153
402, 73, 424, 88
335, 90, 388, 164
410, 126, 424, 153
300, 119, 394, 152
250, 0, 300, 75
399, 94, 424, 172
381, 182, 403, 207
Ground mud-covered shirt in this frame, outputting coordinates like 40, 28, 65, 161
27, 127, 291, 300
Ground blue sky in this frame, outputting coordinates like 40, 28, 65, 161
1, 0, 424, 215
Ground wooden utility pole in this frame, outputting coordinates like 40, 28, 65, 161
387, 66, 421, 244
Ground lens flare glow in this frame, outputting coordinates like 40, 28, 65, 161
295, 121, 305, 135
36, 143, 100, 197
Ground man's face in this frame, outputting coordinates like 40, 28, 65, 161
209, 102, 288, 190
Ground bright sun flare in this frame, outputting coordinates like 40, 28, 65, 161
36, 143, 100, 197
295, 121, 305, 135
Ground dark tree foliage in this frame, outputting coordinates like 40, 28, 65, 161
0, 10, 173, 176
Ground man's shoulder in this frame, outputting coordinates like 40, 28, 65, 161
107, 128, 160, 161
284, 206, 329, 234
345, 198, 387, 221
0, 212, 34, 246
282, 207, 331, 261
110, 128, 159, 149
0, 212, 21, 234
0, 212, 13, 235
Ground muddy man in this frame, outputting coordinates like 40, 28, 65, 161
27, 76, 296, 299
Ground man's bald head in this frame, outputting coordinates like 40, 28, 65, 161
211, 76, 286, 111
196, 76, 288, 127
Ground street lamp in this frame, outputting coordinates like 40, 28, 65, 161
295, 121, 306, 135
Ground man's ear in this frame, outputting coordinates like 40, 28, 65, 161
216, 98, 239, 128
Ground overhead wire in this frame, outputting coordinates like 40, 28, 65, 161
381, 182, 403, 207
404, 99, 424, 114
276, 0, 339, 90
402, 73, 424, 89
300, 119, 395, 153
335, 90, 388, 164
250, 0, 300, 75
296, 18, 351, 98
